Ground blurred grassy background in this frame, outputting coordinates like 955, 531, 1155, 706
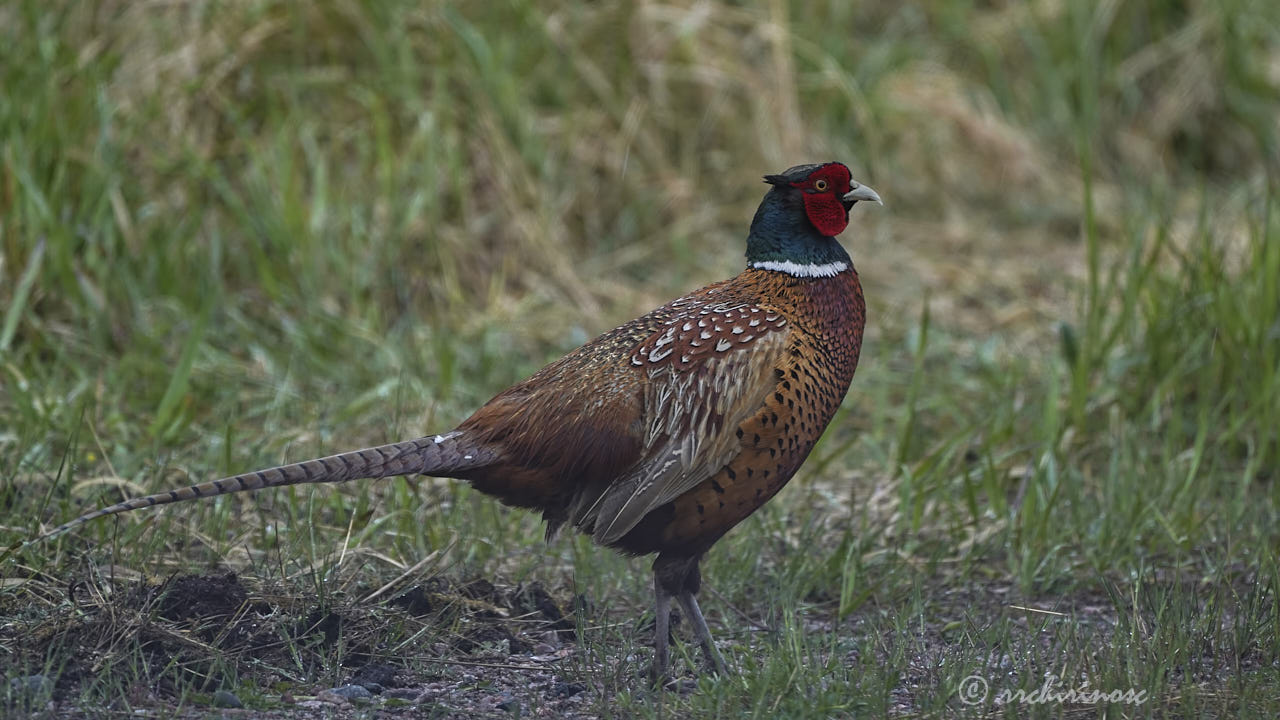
2, 0, 1279, 716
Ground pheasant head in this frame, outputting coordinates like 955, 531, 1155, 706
746, 162, 881, 278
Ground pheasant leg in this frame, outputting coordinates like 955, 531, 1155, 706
676, 590, 727, 675
651, 575, 673, 682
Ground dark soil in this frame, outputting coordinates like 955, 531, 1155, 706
3, 571, 605, 718
5, 567, 1268, 717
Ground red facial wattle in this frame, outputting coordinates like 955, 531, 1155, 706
792, 163, 854, 237
802, 193, 849, 237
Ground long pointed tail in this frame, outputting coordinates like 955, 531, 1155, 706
28, 432, 489, 544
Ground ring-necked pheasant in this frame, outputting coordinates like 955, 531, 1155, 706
28, 162, 880, 680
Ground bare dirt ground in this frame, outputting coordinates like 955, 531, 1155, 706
8, 571, 601, 718
9, 566, 1266, 718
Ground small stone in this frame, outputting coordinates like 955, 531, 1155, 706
550, 681, 586, 698
325, 684, 373, 701
8, 675, 53, 698
496, 693, 520, 713
359, 681, 384, 694
385, 687, 423, 701
352, 662, 397, 688
211, 689, 242, 708
10, 674, 46, 690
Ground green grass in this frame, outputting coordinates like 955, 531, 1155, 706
2, 0, 1279, 717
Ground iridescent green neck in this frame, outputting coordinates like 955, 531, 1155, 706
745, 188, 852, 277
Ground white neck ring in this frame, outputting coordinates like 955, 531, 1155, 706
750, 259, 849, 278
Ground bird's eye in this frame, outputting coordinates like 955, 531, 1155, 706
814, 179, 828, 191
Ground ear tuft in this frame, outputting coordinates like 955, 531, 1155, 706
763, 174, 789, 186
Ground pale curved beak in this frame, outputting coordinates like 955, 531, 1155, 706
843, 182, 882, 206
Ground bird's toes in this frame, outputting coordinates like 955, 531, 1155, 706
645, 663, 668, 688
645, 664, 698, 693
659, 676, 699, 694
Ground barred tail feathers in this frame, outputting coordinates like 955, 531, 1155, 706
34, 431, 486, 543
